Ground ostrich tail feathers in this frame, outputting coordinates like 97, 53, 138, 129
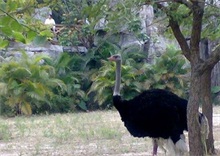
199, 113, 209, 139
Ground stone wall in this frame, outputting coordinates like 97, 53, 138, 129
1, 41, 87, 58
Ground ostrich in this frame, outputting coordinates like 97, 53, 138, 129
108, 54, 209, 156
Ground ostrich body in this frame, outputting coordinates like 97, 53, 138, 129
108, 54, 208, 155
113, 89, 187, 140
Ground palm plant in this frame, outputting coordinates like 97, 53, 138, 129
44, 52, 88, 111
140, 46, 190, 97
89, 46, 190, 108
0, 52, 66, 115
88, 52, 145, 108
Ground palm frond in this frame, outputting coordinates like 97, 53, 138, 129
0, 82, 8, 95
21, 102, 32, 115
47, 79, 67, 93
32, 54, 51, 64
11, 67, 32, 79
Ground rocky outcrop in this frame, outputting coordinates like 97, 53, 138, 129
94, 4, 178, 63
1, 42, 87, 58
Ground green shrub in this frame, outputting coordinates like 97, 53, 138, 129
44, 52, 88, 112
89, 46, 190, 108
0, 52, 66, 115
88, 52, 147, 108
140, 46, 190, 98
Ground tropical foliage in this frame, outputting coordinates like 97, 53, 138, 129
89, 47, 190, 107
1, 0, 219, 155
0, 0, 218, 115
141, 46, 190, 97
0, 0, 56, 49
0, 52, 66, 115
44, 52, 88, 112
89, 55, 142, 108
57, 0, 94, 48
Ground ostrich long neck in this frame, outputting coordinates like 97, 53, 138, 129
114, 60, 121, 96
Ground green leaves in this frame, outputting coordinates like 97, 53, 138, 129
12, 31, 26, 43
21, 102, 32, 115
0, 0, 56, 48
0, 39, 9, 49
33, 36, 47, 45
0, 52, 67, 115
143, 46, 190, 97
0, 16, 41, 44
45, 52, 88, 112
10, 20, 23, 32
202, 3, 220, 40
0, 9, 25, 43
88, 53, 146, 107
89, 46, 190, 108
10, 67, 32, 79
211, 86, 220, 94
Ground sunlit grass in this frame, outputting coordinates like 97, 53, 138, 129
0, 107, 219, 156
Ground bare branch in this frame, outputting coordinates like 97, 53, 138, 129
189, 0, 205, 62
209, 44, 220, 65
155, 2, 191, 60
197, 44, 220, 74
169, 18, 191, 60
173, 0, 193, 8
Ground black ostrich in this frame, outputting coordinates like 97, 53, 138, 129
108, 54, 209, 155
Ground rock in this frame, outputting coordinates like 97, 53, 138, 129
1, 41, 87, 58
33, 7, 51, 23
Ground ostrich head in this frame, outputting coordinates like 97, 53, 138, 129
108, 54, 121, 62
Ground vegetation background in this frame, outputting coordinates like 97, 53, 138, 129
0, 0, 220, 155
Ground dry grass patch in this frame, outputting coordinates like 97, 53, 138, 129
0, 107, 219, 156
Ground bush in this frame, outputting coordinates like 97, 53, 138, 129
0, 52, 66, 115
89, 46, 190, 108
140, 46, 190, 98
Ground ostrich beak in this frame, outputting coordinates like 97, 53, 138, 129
108, 56, 114, 61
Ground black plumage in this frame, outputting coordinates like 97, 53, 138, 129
113, 89, 187, 144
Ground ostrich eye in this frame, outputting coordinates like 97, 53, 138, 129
114, 55, 120, 59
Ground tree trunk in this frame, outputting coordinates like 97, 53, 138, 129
188, 70, 204, 156
200, 39, 215, 154
201, 70, 215, 154
187, 1, 206, 155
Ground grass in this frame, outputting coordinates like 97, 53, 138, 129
0, 107, 219, 156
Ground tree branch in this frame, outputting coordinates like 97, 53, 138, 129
155, 2, 191, 60
173, 0, 193, 8
0, 8, 39, 34
169, 18, 191, 60
197, 44, 220, 74
189, 0, 205, 62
